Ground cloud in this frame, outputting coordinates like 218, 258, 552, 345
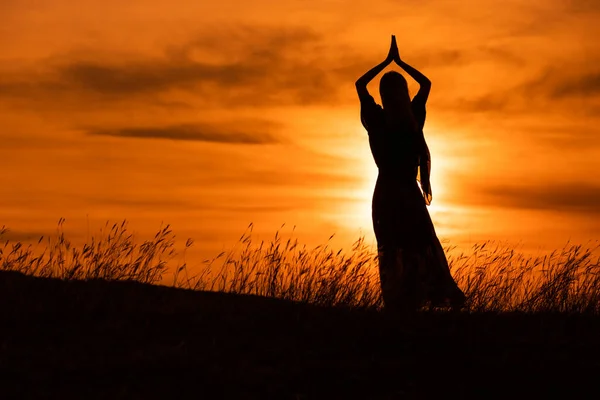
412, 46, 524, 69
0, 229, 46, 242
509, 65, 600, 106
520, 124, 600, 150
452, 94, 511, 113
473, 182, 600, 214
86, 197, 193, 209
534, 70, 600, 99
87, 120, 281, 144
245, 169, 362, 187
562, 0, 600, 14
445, 64, 600, 117
0, 25, 366, 111
219, 205, 296, 213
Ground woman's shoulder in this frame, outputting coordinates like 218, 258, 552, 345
411, 96, 426, 110
360, 92, 383, 109
360, 94, 384, 132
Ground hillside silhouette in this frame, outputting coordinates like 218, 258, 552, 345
1, 269, 599, 399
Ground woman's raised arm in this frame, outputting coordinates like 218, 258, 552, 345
355, 35, 398, 99
396, 56, 431, 102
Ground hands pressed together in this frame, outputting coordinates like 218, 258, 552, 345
386, 35, 402, 65
355, 34, 429, 94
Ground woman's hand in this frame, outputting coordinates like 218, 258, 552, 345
356, 35, 402, 95
386, 35, 400, 64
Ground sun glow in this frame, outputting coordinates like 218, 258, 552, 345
333, 118, 460, 231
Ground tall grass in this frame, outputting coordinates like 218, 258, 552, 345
1, 220, 599, 313
450, 241, 600, 313
176, 224, 382, 308
0, 219, 176, 284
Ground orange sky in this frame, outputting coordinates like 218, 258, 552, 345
1, 0, 599, 264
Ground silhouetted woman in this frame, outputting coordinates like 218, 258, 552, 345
356, 35, 465, 313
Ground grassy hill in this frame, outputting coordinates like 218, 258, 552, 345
1, 269, 600, 399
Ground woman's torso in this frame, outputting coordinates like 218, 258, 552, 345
365, 100, 424, 183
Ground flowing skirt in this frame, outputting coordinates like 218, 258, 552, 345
372, 174, 465, 312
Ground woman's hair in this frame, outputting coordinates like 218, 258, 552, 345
379, 71, 417, 133
379, 71, 410, 101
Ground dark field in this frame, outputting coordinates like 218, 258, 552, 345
1, 270, 599, 399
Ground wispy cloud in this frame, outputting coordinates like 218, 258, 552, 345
0, 26, 367, 111
472, 182, 600, 214
0, 229, 46, 242
87, 120, 281, 144
412, 46, 525, 69
524, 69, 600, 100
443, 63, 600, 122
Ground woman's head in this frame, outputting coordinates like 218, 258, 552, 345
379, 71, 416, 131
379, 71, 411, 110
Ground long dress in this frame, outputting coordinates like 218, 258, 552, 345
359, 91, 465, 312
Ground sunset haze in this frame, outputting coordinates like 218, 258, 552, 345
2, 0, 599, 264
